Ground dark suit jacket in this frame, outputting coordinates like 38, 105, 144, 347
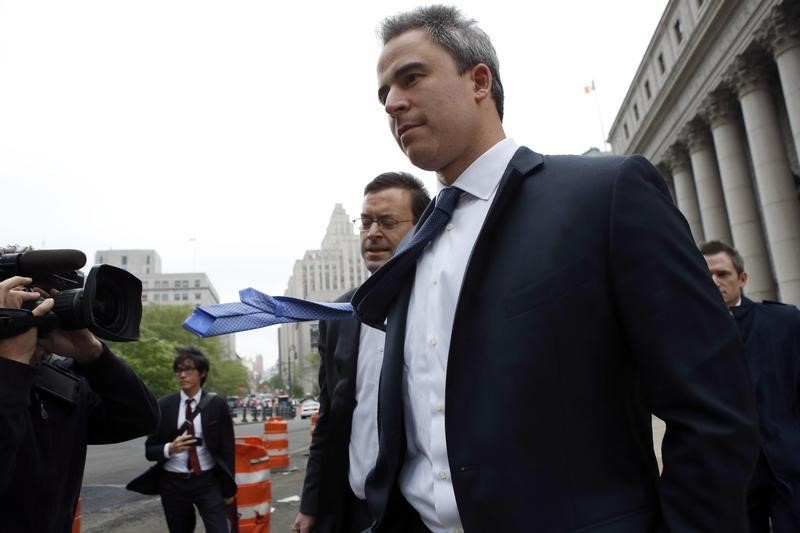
129, 391, 236, 498
364, 147, 759, 532
301, 289, 363, 532
732, 297, 800, 482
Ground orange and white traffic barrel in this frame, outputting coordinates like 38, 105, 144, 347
234, 438, 271, 533
309, 412, 319, 444
263, 416, 290, 470
72, 497, 81, 533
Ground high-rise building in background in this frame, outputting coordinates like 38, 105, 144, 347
609, 0, 800, 306
277, 204, 368, 394
95, 249, 237, 357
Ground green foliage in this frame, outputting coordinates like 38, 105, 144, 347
111, 304, 249, 398
268, 374, 285, 392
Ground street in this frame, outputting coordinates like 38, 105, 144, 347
80, 416, 313, 533
78, 415, 667, 532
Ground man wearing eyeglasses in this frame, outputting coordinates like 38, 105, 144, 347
130, 346, 236, 532
292, 172, 430, 533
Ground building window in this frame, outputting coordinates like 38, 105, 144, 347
182, 293, 188, 300
657, 53, 666, 74
633, 104, 639, 121
624, 123, 630, 139
673, 19, 683, 44
142, 294, 148, 301
146, 255, 150, 265
194, 279, 200, 288
644, 80, 651, 100
195, 293, 202, 300
146, 268, 150, 274
174, 294, 180, 301
121, 255, 128, 265
174, 280, 181, 288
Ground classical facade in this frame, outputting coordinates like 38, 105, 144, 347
277, 204, 368, 393
609, 0, 800, 306
95, 249, 237, 357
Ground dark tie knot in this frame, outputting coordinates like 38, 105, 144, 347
436, 186, 462, 216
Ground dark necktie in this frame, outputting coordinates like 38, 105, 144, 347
185, 399, 202, 475
351, 186, 463, 328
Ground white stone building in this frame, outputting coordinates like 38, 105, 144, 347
609, 0, 800, 306
277, 204, 368, 393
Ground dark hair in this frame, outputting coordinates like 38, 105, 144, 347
379, 5, 504, 120
173, 345, 210, 385
700, 240, 745, 275
363, 171, 431, 222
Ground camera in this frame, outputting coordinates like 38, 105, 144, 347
0, 249, 142, 341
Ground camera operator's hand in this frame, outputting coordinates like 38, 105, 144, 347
32, 286, 103, 364
37, 327, 103, 364
0, 276, 54, 365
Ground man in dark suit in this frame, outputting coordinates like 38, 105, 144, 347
292, 172, 430, 533
138, 346, 236, 533
353, 5, 760, 531
702, 240, 800, 533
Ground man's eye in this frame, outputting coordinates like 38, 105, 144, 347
405, 73, 420, 84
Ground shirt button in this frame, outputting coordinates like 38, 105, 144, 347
432, 277, 438, 285
434, 401, 443, 412
438, 470, 449, 480
430, 337, 437, 347
446, 223, 454, 231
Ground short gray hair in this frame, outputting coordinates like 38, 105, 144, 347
379, 5, 504, 120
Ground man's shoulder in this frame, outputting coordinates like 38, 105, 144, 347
158, 392, 180, 405
755, 299, 800, 321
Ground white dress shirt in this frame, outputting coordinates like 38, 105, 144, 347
348, 324, 385, 499
400, 138, 518, 532
163, 390, 216, 473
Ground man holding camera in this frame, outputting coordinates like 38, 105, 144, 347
0, 275, 160, 532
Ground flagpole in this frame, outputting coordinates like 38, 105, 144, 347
586, 79, 608, 151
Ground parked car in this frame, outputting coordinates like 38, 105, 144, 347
300, 399, 320, 419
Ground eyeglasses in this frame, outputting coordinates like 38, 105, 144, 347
352, 216, 413, 232
174, 366, 198, 375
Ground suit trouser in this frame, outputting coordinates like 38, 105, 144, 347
159, 470, 229, 533
747, 453, 800, 533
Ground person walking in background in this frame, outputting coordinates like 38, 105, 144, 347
130, 346, 236, 533
702, 240, 800, 533
293, 172, 430, 533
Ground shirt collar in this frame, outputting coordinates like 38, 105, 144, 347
438, 138, 518, 200
180, 389, 202, 404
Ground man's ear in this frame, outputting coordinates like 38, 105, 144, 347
471, 63, 493, 102
739, 271, 748, 288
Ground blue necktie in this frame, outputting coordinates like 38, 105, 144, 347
183, 288, 354, 337
351, 186, 462, 328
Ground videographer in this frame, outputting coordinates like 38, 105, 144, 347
0, 274, 160, 532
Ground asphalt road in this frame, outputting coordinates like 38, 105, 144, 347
80, 416, 314, 533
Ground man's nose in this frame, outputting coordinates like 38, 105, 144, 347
366, 221, 384, 238
384, 87, 408, 117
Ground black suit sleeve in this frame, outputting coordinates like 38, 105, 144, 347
299, 318, 330, 516
75, 344, 160, 445
608, 156, 759, 531
214, 395, 237, 498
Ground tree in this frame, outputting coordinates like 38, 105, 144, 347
111, 304, 249, 397
268, 374, 285, 392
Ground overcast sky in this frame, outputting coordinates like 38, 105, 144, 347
1, 1, 667, 368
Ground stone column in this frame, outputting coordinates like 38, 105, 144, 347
667, 144, 705, 243
684, 118, 734, 244
733, 50, 800, 305
763, 3, 800, 164
703, 88, 776, 301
